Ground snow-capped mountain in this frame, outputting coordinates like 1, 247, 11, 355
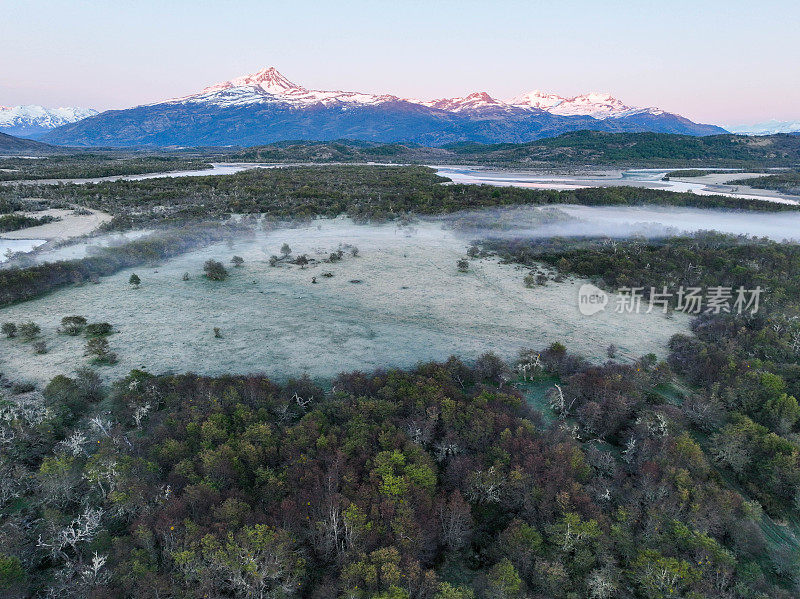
165, 67, 399, 108
725, 120, 800, 136
42, 66, 727, 147
167, 67, 665, 119
508, 91, 663, 119
0, 105, 98, 138
417, 92, 513, 114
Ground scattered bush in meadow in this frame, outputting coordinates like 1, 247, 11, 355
18, 322, 40, 341
86, 337, 117, 364
203, 259, 228, 281
85, 322, 114, 337
59, 316, 87, 336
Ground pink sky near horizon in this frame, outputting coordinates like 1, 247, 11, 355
1, 0, 798, 125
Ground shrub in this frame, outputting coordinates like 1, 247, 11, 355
457, 258, 469, 272
203, 259, 228, 281
86, 322, 114, 337
33, 341, 47, 354
129, 273, 141, 288
59, 316, 87, 336
231, 255, 244, 267
523, 273, 536, 288
1, 322, 17, 338
18, 322, 40, 341
86, 337, 117, 365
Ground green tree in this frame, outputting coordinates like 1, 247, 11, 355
435, 582, 474, 599
485, 558, 524, 599
0, 554, 24, 590
129, 273, 141, 288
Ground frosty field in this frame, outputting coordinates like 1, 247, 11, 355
0, 217, 688, 385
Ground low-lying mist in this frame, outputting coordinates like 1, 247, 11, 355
439, 204, 800, 242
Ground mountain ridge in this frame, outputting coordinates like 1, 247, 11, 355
0, 105, 98, 138
41, 66, 727, 147
0, 131, 56, 152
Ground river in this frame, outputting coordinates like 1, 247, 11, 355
3, 162, 797, 205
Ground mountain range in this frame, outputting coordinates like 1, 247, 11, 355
37, 67, 726, 147
0, 105, 98, 138
726, 120, 800, 136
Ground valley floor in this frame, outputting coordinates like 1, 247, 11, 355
0, 218, 687, 384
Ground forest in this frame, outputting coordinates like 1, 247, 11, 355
0, 213, 58, 233
482, 232, 800, 517
0, 231, 798, 597
728, 171, 800, 195
0, 347, 795, 599
2, 165, 796, 229
0, 155, 210, 182
226, 132, 800, 168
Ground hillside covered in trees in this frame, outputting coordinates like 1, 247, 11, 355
1, 348, 796, 598
226, 132, 800, 168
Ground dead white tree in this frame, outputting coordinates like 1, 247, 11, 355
38, 507, 104, 563
133, 402, 152, 428
434, 440, 461, 462
59, 431, 88, 457
516, 352, 542, 381
81, 552, 110, 586
89, 416, 112, 438
547, 384, 575, 419
587, 566, 618, 599
622, 437, 637, 464
293, 392, 312, 409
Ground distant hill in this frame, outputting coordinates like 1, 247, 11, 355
0, 131, 54, 152
446, 131, 800, 165
42, 66, 726, 147
227, 131, 800, 167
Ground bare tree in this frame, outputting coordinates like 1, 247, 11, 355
439, 491, 473, 551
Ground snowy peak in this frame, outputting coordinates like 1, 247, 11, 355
159, 65, 676, 120
552, 92, 628, 117
201, 66, 305, 96
507, 90, 564, 111
726, 120, 800, 135
508, 90, 662, 119
422, 92, 507, 112
168, 66, 398, 108
0, 104, 99, 137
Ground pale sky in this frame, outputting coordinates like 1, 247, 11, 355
2, 0, 799, 125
